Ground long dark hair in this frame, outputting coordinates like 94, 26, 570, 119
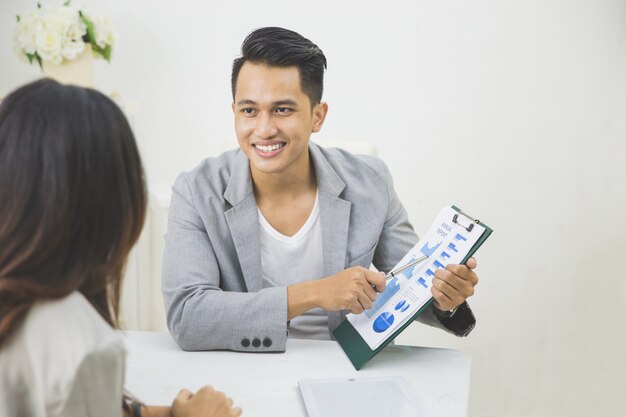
0, 79, 147, 346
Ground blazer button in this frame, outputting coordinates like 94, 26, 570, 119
241, 338, 250, 347
252, 338, 261, 347
263, 337, 272, 347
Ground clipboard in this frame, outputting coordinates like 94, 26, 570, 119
333, 205, 493, 370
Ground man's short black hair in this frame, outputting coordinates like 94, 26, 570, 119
231, 27, 327, 106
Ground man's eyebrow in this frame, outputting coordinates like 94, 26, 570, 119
235, 99, 257, 106
272, 99, 298, 107
235, 99, 299, 107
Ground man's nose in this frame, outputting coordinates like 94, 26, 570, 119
254, 113, 278, 139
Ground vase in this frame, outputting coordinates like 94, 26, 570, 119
42, 44, 94, 88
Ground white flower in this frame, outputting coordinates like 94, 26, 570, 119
91, 15, 117, 49
62, 12, 87, 61
35, 26, 64, 64
14, 9, 41, 55
14, 3, 115, 67
24, 5, 83, 64
62, 40, 85, 61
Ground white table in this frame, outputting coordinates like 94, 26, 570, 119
124, 331, 470, 417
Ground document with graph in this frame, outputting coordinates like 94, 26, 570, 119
334, 205, 492, 368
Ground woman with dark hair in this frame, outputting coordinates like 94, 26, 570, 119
0, 79, 242, 417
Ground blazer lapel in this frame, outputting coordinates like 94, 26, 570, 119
223, 152, 263, 292
319, 191, 351, 336
310, 143, 351, 276
309, 143, 352, 335
319, 193, 351, 277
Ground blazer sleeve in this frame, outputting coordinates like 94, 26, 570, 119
161, 173, 289, 351
371, 159, 476, 337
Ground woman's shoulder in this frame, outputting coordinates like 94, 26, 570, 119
0, 292, 125, 416
19, 291, 122, 350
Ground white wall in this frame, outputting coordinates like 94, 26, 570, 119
1, 1, 625, 416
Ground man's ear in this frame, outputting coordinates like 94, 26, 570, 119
231, 102, 236, 114
311, 102, 328, 133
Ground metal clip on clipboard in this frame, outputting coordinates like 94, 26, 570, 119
452, 208, 480, 232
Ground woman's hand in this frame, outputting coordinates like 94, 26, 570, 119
171, 386, 242, 417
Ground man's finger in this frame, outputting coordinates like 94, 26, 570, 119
365, 271, 386, 292
357, 289, 376, 310
435, 269, 476, 298
362, 279, 379, 301
432, 287, 454, 309
434, 269, 461, 292
466, 257, 477, 269
351, 298, 365, 314
445, 264, 478, 285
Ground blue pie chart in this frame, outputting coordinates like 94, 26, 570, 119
372, 312, 395, 333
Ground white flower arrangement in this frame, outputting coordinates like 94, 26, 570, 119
14, 1, 116, 67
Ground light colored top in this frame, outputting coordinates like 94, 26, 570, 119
0, 292, 125, 417
258, 192, 328, 340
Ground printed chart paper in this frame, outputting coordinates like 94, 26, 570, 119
347, 206, 485, 350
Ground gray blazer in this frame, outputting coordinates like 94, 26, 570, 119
162, 142, 475, 352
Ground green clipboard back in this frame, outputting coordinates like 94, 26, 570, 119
333, 205, 493, 370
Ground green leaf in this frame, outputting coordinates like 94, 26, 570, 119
37, 2, 41, 8
64, 0, 71, 6
16, 14, 20, 22
26, 53, 43, 69
79, 13, 113, 61
102, 45, 112, 61
80, 13, 97, 45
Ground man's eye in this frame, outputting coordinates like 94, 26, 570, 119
241, 108, 256, 115
275, 107, 293, 114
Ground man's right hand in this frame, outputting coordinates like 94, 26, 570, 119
316, 267, 386, 313
287, 267, 386, 319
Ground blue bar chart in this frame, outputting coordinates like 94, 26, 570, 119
401, 257, 418, 279
365, 277, 400, 318
433, 260, 445, 269
420, 240, 442, 257
455, 233, 467, 241
448, 242, 459, 253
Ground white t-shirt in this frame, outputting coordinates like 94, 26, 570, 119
0, 291, 125, 417
258, 193, 329, 340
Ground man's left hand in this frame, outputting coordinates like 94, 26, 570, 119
431, 257, 479, 312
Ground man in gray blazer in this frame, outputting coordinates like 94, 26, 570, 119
162, 27, 479, 352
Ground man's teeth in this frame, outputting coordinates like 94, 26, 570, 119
256, 143, 285, 152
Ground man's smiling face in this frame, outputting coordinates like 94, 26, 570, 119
232, 62, 326, 178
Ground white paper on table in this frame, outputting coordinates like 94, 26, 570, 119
299, 376, 425, 417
